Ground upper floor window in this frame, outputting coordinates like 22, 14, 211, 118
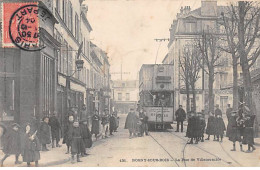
185, 22, 196, 33
126, 93, 130, 101
56, 0, 60, 14
68, 2, 73, 32
118, 93, 122, 101
75, 14, 79, 40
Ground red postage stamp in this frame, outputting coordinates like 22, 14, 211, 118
2, 2, 41, 51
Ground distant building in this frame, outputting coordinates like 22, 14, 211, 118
112, 80, 139, 114
163, 0, 240, 113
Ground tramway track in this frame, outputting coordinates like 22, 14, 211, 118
149, 133, 181, 167
168, 131, 241, 166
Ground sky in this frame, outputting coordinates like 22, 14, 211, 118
84, 0, 229, 81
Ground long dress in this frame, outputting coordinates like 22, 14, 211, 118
21, 133, 41, 163
206, 116, 216, 135
91, 114, 100, 135
3, 129, 21, 155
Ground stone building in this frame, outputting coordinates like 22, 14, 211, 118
162, 0, 240, 113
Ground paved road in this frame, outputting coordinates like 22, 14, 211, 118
57, 114, 260, 167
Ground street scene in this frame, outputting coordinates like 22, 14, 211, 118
0, 0, 260, 167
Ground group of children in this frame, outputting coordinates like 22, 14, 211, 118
1, 123, 41, 167
186, 111, 226, 144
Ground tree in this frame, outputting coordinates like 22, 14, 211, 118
229, 1, 260, 136
220, 9, 240, 111
196, 30, 222, 114
179, 44, 201, 112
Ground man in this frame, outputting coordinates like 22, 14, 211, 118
139, 109, 149, 136
226, 104, 233, 119
125, 108, 138, 139
49, 111, 61, 148
101, 108, 110, 139
214, 104, 222, 117
109, 113, 117, 135
175, 105, 186, 132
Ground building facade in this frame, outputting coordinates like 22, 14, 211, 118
112, 80, 139, 114
163, 0, 240, 114
0, 0, 111, 135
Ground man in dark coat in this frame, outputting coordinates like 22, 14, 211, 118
175, 105, 186, 132
205, 112, 216, 140
63, 115, 74, 154
187, 111, 197, 144
39, 117, 51, 151
1, 123, 22, 166
80, 119, 92, 156
69, 121, 84, 163
91, 110, 100, 140
214, 104, 222, 117
215, 115, 226, 142
198, 113, 206, 142
49, 112, 61, 148
125, 108, 138, 139
139, 109, 149, 136
21, 123, 41, 167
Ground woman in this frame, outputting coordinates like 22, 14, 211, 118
205, 112, 216, 140
91, 110, 100, 140
124, 108, 138, 139
21, 123, 41, 167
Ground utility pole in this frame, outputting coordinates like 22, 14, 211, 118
154, 38, 169, 64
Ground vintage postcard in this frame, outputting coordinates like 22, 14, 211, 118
0, 0, 260, 167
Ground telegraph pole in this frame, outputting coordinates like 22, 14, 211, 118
154, 38, 169, 64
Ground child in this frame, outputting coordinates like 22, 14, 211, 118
69, 121, 84, 163
205, 112, 216, 140
1, 123, 22, 166
91, 110, 100, 141
215, 115, 226, 142
21, 123, 41, 167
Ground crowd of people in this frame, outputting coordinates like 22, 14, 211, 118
181, 103, 256, 153
0, 108, 119, 166
124, 108, 149, 138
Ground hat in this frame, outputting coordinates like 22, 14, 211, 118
79, 119, 88, 123
104, 108, 109, 111
215, 104, 219, 107
11, 123, 20, 128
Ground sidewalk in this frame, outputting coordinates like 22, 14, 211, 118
0, 143, 70, 167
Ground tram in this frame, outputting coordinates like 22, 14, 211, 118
139, 64, 174, 130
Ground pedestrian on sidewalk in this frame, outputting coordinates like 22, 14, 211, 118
101, 108, 110, 139
39, 116, 51, 151
226, 104, 233, 119
198, 113, 206, 142
69, 121, 84, 163
0, 123, 22, 167
187, 111, 199, 144
228, 111, 244, 152
80, 119, 92, 156
21, 123, 41, 167
91, 110, 100, 141
63, 115, 74, 154
205, 112, 216, 141
242, 106, 256, 153
214, 115, 226, 142
175, 105, 186, 132
125, 108, 138, 139
49, 111, 61, 148
109, 113, 117, 136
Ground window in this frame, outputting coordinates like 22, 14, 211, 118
63, 40, 68, 75
68, 46, 73, 75
75, 14, 79, 40
68, 2, 73, 32
220, 73, 228, 88
185, 22, 196, 33
87, 69, 89, 88
126, 93, 130, 101
118, 93, 122, 101
56, 0, 60, 13
62, 0, 66, 23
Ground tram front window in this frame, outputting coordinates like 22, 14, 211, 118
143, 92, 172, 107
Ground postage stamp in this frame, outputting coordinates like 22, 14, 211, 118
2, 2, 49, 51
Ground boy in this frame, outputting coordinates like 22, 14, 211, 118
69, 121, 83, 163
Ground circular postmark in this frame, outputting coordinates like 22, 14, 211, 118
9, 4, 50, 51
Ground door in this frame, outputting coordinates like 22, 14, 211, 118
220, 96, 228, 114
